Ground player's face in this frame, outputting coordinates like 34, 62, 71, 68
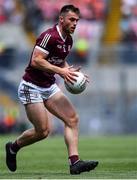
61, 11, 80, 34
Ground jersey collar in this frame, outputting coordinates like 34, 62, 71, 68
56, 25, 66, 42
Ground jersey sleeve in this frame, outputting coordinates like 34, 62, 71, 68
35, 32, 54, 55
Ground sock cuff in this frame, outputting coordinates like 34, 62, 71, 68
69, 155, 79, 165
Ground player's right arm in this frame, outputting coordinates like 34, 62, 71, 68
31, 47, 78, 83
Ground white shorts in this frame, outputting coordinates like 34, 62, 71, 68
18, 80, 61, 105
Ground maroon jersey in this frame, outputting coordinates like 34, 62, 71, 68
23, 25, 73, 87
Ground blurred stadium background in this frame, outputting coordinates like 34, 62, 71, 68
0, 0, 137, 136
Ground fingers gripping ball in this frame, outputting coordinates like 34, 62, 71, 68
64, 71, 87, 94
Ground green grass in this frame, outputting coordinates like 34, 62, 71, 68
0, 135, 137, 179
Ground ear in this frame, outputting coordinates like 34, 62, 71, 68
59, 15, 64, 23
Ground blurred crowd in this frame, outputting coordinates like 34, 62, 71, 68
0, 0, 137, 64
120, 0, 137, 64
0, 0, 107, 24
0, 0, 108, 66
0, 0, 23, 24
0, 0, 137, 41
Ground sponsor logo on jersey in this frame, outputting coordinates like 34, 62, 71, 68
48, 57, 64, 65
57, 45, 62, 49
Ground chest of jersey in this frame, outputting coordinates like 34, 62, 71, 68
48, 39, 72, 66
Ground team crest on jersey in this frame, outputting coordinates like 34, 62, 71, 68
57, 44, 71, 52
63, 45, 66, 52
57, 45, 62, 49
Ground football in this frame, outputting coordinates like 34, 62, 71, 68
64, 71, 87, 94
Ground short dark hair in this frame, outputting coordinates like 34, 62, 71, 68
59, 4, 80, 16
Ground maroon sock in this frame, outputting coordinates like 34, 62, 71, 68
10, 141, 20, 153
69, 155, 79, 165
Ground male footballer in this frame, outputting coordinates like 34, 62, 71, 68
5, 4, 98, 174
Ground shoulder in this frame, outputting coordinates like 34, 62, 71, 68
35, 25, 58, 53
37, 25, 58, 43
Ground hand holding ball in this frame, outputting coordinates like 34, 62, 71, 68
64, 71, 87, 94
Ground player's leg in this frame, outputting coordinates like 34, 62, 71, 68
44, 91, 79, 156
16, 102, 50, 146
44, 91, 98, 174
5, 102, 50, 172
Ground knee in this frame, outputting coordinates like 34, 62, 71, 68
36, 128, 50, 140
67, 113, 79, 128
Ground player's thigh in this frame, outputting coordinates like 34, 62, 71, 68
25, 102, 49, 132
44, 91, 77, 123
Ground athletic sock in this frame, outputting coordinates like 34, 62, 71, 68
69, 155, 80, 165
10, 141, 20, 154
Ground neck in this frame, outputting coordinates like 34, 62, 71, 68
58, 23, 67, 39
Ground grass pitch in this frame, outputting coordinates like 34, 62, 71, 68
0, 135, 136, 179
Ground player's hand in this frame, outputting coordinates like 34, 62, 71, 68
69, 66, 89, 83
59, 65, 80, 84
